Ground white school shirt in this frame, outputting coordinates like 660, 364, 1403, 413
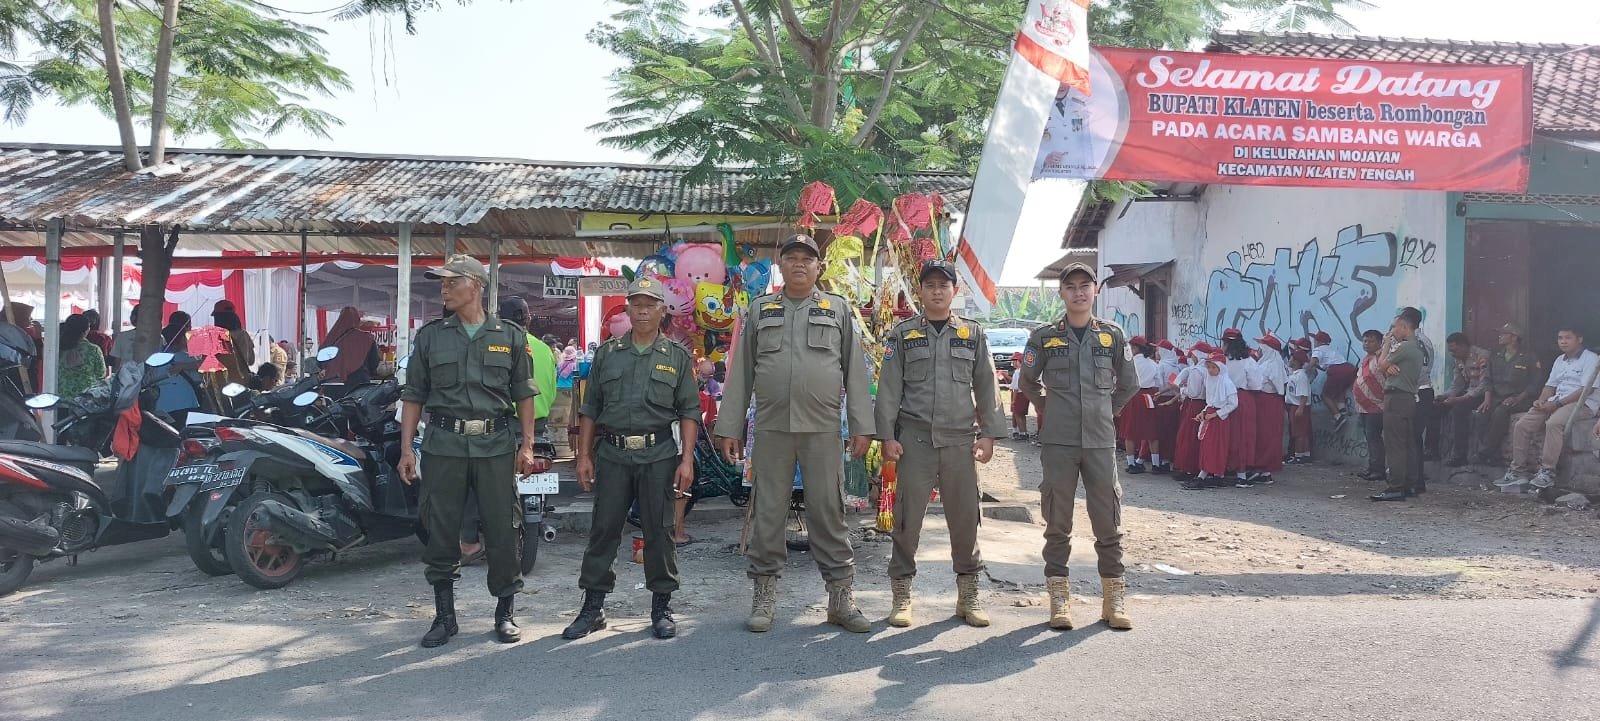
1134, 354, 1162, 389
1546, 348, 1600, 413
1176, 365, 1208, 400
1286, 369, 1312, 407
1256, 351, 1289, 395
1157, 348, 1182, 385
1204, 372, 1239, 419
1312, 344, 1348, 368
1226, 357, 1262, 392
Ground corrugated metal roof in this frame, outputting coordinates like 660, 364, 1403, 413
0, 144, 972, 248
1209, 32, 1600, 135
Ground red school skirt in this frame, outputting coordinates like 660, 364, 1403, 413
1119, 389, 1160, 442
1197, 408, 1233, 477
1173, 398, 1205, 474
1254, 391, 1286, 472
1323, 362, 1357, 399
1156, 395, 1182, 454
1227, 390, 1258, 473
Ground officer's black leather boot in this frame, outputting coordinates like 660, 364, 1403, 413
561, 591, 607, 640
494, 594, 521, 644
420, 581, 458, 648
651, 592, 677, 639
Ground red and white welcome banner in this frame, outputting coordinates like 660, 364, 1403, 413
1035, 47, 1533, 192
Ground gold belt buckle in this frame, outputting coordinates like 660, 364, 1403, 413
463, 420, 487, 436
623, 435, 647, 450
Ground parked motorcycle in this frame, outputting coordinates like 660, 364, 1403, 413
0, 354, 184, 595
163, 347, 342, 577
195, 363, 556, 590
0, 359, 43, 442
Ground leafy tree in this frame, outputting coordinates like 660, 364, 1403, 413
1, 0, 350, 163
581, 0, 1370, 206
1, 0, 348, 356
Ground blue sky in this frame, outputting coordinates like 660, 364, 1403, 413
0, 0, 1593, 283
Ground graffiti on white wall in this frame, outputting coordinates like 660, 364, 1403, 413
1200, 223, 1432, 361
1107, 307, 1143, 337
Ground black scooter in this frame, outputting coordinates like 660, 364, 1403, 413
0, 354, 183, 595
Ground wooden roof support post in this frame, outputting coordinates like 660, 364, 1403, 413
42, 218, 64, 440
488, 235, 501, 314
396, 223, 413, 362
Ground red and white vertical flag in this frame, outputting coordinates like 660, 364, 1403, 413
957, 0, 1089, 311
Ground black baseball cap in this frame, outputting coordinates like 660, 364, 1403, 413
919, 259, 959, 283
780, 234, 821, 257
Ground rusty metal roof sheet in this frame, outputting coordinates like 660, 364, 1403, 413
1209, 32, 1600, 135
0, 144, 972, 243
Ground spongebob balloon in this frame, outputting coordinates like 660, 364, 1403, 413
695, 282, 738, 332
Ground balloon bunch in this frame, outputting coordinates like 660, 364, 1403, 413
618, 224, 774, 360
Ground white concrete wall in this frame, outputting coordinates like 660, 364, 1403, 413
1095, 185, 1449, 462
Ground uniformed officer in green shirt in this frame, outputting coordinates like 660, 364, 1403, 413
1473, 322, 1541, 466
1017, 262, 1137, 631
1373, 312, 1424, 502
398, 255, 539, 648
562, 276, 701, 641
716, 234, 876, 634
875, 259, 1008, 629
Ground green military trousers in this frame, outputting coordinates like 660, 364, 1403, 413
579, 455, 681, 594
1039, 444, 1125, 579
419, 451, 524, 598
747, 431, 853, 583
888, 425, 984, 580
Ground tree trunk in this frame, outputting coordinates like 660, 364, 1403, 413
147, 0, 181, 166
132, 225, 178, 360
808, 62, 840, 129
96, 0, 143, 172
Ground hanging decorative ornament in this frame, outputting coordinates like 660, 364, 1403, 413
797, 181, 838, 229
833, 198, 884, 239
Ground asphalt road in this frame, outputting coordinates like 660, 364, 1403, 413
5, 596, 1598, 721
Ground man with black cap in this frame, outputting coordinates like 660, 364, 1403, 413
398, 254, 539, 647
562, 276, 700, 640
716, 233, 876, 634
1018, 262, 1137, 631
875, 259, 1007, 628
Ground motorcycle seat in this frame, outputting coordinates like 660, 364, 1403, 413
0, 440, 102, 466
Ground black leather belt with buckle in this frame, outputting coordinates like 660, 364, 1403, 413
431, 414, 509, 436
602, 430, 671, 450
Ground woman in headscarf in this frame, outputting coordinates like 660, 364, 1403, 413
211, 310, 254, 385
319, 307, 380, 386
154, 311, 206, 419
57, 314, 107, 399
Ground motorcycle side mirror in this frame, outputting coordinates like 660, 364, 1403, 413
398, 355, 410, 370
222, 383, 249, 398
292, 391, 320, 408
25, 394, 59, 409
146, 352, 175, 368
316, 346, 340, 363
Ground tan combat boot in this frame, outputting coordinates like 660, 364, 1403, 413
826, 581, 872, 633
748, 575, 778, 633
1100, 576, 1133, 630
1046, 576, 1074, 630
887, 577, 914, 628
955, 574, 991, 628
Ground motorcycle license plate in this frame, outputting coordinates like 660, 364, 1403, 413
517, 472, 560, 495
200, 467, 248, 491
166, 464, 216, 485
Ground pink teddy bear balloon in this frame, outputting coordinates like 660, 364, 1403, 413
673, 243, 727, 286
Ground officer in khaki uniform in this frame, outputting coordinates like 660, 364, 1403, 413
1018, 262, 1137, 631
399, 255, 539, 648
1473, 323, 1541, 465
716, 234, 876, 634
561, 277, 701, 641
874, 260, 1007, 628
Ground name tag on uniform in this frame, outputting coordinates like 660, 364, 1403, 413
1092, 346, 1114, 357
655, 364, 677, 374
809, 307, 836, 319
760, 305, 785, 319
903, 337, 930, 350
950, 338, 977, 350
1047, 347, 1072, 357
488, 345, 511, 353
